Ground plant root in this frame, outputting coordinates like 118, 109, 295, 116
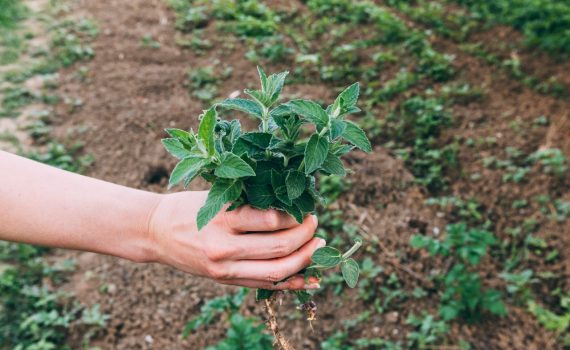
264, 298, 295, 350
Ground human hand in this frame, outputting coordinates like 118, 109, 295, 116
148, 191, 324, 290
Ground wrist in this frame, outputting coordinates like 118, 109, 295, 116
123, 191, 164, 263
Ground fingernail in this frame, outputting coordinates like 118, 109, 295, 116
308, 276, 321, 284
304, 283, 320, 290
311, 215, 318, 226
317, 238, 326, 248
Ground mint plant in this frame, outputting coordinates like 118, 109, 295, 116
162, 67, 370, 315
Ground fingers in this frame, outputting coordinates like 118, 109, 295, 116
217, 275, 321, 291
228, 215, 318, 260
225, 237, 326, 282
223, 206, 299, 232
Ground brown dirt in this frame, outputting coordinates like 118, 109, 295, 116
36, 0, 570, 349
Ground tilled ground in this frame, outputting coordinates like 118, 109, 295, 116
31, 0, 570, 349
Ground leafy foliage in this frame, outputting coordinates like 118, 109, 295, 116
163, 66, 370, 303
456, 0, 570, 55
411, 223, 506, 322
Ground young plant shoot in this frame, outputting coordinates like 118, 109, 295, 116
162, 66, 371, 314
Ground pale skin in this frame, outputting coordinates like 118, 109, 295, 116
0, 150, 324, 290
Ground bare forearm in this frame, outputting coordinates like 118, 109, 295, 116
0, 150, 160, 262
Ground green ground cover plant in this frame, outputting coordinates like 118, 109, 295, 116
411, 222, 506, 322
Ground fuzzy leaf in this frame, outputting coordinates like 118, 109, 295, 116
330, 119, 347, 139
257, 66, 268, 92
285, 170, 306, 200
162, 138, 191, 159
244, 89, 270, 108
240, 132, 273, 149
342, 121, 372, 153
275, 186, 291, 205
197, 179, 242, 230
338, 83, 360, 109
256, 288, 274, 301
341, 258, 360, 288
288, 100, 330, 129
265, 71, 289, 105
198, 107, 217, 156
304, 134, 329, 174
169, 157, 207, 188
214, 152, 256, 178
321, 153, 346, 176
165, 128, 194, 146
279, 202, 303, 223
294, 192, 315, 213
311, 246, 342, 267
219, 98, 263, 119
246, 184, 275, 209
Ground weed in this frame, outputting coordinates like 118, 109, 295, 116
406, 313, 449, 349
411, 223, 506, 321
22, 141, 94, 173
141, 34, 161, 49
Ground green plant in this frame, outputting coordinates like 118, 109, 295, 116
22, 142, 93, 173
206, 313, 273, 350
527, 298, 570, 345
162, 67, 370, 330
181, 288, 272, 349
405, 313, 449, 349
411, 223, 506, 321
140, 34, 161, 49
182, 288, 248, 337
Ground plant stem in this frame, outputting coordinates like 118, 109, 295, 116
298, 159, 305, 172
264, 298, 295, 350
318, 126, 329, 137
342, 238, 363, 260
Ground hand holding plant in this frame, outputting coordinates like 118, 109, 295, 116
162, 67, 371, 347
148, 190, 323, 290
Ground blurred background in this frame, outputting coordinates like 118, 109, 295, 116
0, 0, 569, 349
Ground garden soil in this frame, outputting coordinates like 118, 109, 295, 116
44, 0, 569, 349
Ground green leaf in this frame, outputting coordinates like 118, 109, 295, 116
288, 100, 330, 129
246, 184, 275, 209
165, 128, 194, 146
341, 258, 359, 288
162, 138, 191, 159
197, 179, 242, 230
214, 152, 255, 178
338, 82, 360, 109
321, 152, 346, 176
330, 119, 347, 139
294, 191, 315, 213
265, 71, 289, 105
331, 143, 354, 156
256, 288, 273, 301
311, 246, 342, 267
244, 89, 270, 108
271, 170, 291, 205
304, 134, 329, 174
285, 170, 306, 200
342, 121, 372, 153
198, 107, 218, 156
246, 159, 282, 185
240, 132, 273, 149
295, 290, 311, 304
275, 186, 291, 205
279, 202, 303, 223
218, 98, 263, 119
257, 66, 268, 92
169, 157, 207, 188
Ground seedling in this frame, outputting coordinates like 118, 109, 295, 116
163, 67, 370, 342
